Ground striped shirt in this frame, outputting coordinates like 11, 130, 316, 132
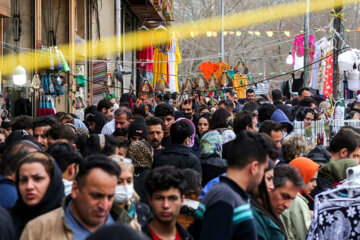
190, 176, 257, 240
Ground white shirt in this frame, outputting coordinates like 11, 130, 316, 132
101, 119, 115, 135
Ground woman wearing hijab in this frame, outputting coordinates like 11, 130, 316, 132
199, 131, 227, 187
127, 141, 153, 205
11, 152, 64, 239
280, 157, 320, 240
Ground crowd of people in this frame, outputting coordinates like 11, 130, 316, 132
0, 86, 360, 240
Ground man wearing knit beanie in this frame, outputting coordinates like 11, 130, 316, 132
128, 116, 148, 143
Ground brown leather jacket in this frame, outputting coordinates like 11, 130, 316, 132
20, 195, 137, 240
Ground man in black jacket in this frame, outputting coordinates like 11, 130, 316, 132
142, 166, 193, 240
271, 88, 291, 119
153, 119, 202, 175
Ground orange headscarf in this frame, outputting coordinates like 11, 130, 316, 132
289, 157, 320, 193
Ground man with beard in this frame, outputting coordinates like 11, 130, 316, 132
101, 107, 132, 136
146, 117, 164, 160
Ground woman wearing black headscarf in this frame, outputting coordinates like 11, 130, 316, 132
11, 152, 64, 239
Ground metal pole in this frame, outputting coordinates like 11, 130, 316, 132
333, 1, 344, 100
220, 0, 224, 60
303, 0, 310, 87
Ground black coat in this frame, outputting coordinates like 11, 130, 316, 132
222, 140, 233, 161
0, 206, 15, 240
153, 144, 202, 175
273, 101, 291, 119
134, 167, 152, 205
200, 155, 227, 187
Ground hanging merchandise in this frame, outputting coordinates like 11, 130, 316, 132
198, 60, 217, 80
214, 59, 230, 80
195, 73, 206, 89
183, 77, 194, 93
139, 78, 153, 95
155, 76, 170, 93
75, 64, 86, 87
168, 33, 182, 92
292, 72, 304, 93
48, 74, 55, 95
31, 74, 41, 89
57, 48, 70, 73
292, 33, 315, 67
233, 74, 247, 98
41, 74, 49, 94
52, 76, 65, 96
208, 75, 216, 90
306, 165, 360, 240
347, 63, 360, 91
323, 52, 334, 96
153, 29, 171, 88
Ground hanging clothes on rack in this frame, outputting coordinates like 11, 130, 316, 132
306, 170, 360, 240
292, 34, 315, 66
137, 44, 154, 85
213, 60, 230, 80
198, 60, 217, 80
233, 74, 247, 98
323, 52, 334, 97
152, 30, 171, 88
168, 33, 182, 92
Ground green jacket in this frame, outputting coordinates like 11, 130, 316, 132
252, 206, 286, 240
280, 193, 311, 240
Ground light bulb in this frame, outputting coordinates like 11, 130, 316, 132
13, 65, 26, 85
286, 54, 293, 65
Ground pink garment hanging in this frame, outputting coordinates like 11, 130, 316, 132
292, 34, 315, 65
323, 53, 333, 96
137, 45, 154, 72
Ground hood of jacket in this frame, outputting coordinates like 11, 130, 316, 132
271, 109, 293, 133
319, 159, 358, 182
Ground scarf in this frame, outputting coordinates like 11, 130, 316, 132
290, 157, 320, 194
128, 141, 153, 168
200, 131, 222, 158
12, 161, 64, 238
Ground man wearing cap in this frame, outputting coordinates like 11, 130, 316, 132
128, 117, 148, 143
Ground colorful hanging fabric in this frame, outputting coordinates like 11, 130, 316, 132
153, 48, 169, 87
152, 30, 171, 87
233, 74, 247, 98
323, 52, 333, 96
168, 34, 182, 92
292, 34, 315, 65
137, 45, 154, 87
214, 61, 230, 80
198, 61, 217, 80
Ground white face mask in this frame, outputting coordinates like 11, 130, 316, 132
114, 184, 134, 203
